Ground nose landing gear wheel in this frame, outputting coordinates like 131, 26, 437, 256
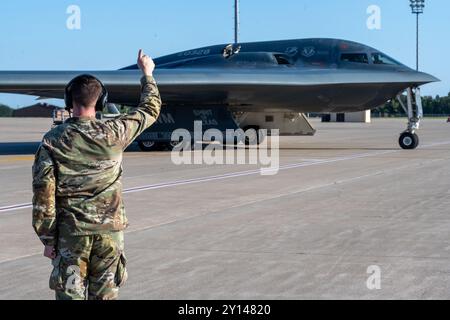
399, 132, 419, 150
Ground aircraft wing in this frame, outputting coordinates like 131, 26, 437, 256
0, 68, 439, 112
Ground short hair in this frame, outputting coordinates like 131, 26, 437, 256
70, 76, 103, 108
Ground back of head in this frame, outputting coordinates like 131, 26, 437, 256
69, 75, 103, 108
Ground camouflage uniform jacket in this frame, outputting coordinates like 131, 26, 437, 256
32, 76, 162, 246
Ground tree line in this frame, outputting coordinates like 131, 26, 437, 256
1, 93, 450, 117
375, 92, 450, 117
0, 104, 13, 117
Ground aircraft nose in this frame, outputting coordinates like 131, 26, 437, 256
401, 70, 440, 86
414, 71, 440, 84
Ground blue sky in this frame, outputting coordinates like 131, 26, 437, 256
0, 0, 448, 108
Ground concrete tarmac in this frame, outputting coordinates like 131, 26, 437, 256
0, 117, 450, 300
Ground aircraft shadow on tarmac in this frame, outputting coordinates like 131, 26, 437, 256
0, 142, 401, 156
277, 147, 399, 151
0, 142, 142, 156
0, 142, 41, 155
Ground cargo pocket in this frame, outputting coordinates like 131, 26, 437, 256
115, 253, 128, 287
49, 255, 63, 291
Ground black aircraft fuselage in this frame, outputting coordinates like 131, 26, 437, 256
123, 38, 438, 113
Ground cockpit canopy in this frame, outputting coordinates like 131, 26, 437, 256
340, 52, 401, 66
120, 39, 407, 71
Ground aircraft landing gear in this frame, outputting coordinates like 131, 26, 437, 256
396, 87, 423, 150
138, 140, 163, 152
399, 132, 419, 150
243, 126, 266, 145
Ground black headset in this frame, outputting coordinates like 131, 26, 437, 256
64, 74, 108, 112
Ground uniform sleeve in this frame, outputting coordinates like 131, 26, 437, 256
105, 76, 162, 149
32, 144, 57, 247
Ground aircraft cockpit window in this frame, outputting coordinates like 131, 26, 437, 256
371, 53, 400, 65
340, 53, 369, 64
274, 54, 293, 65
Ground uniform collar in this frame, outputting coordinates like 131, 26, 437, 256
66, 116, 96, 123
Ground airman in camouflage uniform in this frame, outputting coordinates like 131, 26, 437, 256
32, 50, 161, 300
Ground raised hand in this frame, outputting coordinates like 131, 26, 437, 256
137, 49, 155, 77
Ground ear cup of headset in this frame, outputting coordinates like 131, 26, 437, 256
64, 74, 108, 112
64, 80, 74, 111
96, 89, 108, 112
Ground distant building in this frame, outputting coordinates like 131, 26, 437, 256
12, 103, 62, 118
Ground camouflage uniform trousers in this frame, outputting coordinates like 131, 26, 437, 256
50, 231, 128, 300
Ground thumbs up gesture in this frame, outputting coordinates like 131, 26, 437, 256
137, 49, 155, 77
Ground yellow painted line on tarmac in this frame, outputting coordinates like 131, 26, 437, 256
0, 156, 34, 163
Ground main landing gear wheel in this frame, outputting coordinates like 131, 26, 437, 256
243, 126, 265, 145
166, 139, 191, 151
138, 141, 161, 152
399, 132, 419, 150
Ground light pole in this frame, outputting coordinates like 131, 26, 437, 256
410, 0, 425, 71
234, 0, 240, 44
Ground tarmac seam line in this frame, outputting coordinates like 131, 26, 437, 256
0, 150, 399, 213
